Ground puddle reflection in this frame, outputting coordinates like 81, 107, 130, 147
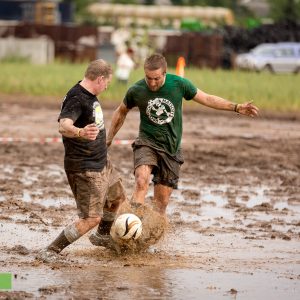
11, 266, 300, 300
166, 183, 300, 234
22, 189, 73, 208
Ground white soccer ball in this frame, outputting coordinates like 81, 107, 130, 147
112, 213, 142, 240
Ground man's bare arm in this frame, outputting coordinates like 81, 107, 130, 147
107, 103, 130, 146
192, 89, 259, 117
59, 118, 99, 140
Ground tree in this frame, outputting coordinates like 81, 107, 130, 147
268, 0, 300, 22
63, 0, 98, 24
170, 0, 239, 10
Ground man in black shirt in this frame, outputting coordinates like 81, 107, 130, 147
38, 59, 126, 262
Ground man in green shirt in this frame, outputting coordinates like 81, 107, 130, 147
106, 53, 259, 216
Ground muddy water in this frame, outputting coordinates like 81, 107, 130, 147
1, 104, 300, 299
10, 265, 300, 300
2, 178, 300, 299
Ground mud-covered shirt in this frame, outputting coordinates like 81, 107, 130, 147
58, 82, 107, 172
124, 73, 197, 155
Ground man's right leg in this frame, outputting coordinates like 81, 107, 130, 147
131, 145, 157, 205
99, 160, 127, 233
153, 183, 173, 215
132, 164, 153, 204
38, 216, 100, 262
89, 159, 127, 250
89, 180, 126, 250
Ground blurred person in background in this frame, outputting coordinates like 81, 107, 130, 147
115, 47, 135, 84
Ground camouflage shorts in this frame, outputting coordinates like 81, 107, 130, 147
66, 159, 126, 218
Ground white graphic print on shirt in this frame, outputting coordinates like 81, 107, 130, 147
93, 102, 104, 130
146, 98, 175, 125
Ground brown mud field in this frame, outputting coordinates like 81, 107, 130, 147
0, 101, 300, 299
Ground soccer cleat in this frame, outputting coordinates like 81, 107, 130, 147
36, 248, 61, 263
130, 202, 143, 209
89, 232, 120, 254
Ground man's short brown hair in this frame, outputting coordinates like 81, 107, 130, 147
144, 53, 167, 73
85, 59, 113, 81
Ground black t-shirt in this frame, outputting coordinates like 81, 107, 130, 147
58, 82, 107, 172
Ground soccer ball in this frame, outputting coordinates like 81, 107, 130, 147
112, 213, 142, 240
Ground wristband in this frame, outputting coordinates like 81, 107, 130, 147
234, 103, 239, 113
77, 128, 82, 137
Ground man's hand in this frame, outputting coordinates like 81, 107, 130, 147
106, 138, 112, 147
237, 101, 259, 117
80, 124, 99, 140
59, 118, 100, 140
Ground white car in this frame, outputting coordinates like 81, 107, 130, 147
235, 42, 300, 74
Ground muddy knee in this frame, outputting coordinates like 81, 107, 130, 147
106, 181, 126, 211
135, 175, 149, 191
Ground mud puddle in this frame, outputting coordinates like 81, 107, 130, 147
1, 104, 300, 299
5, 265, 299, 300
1, 180, 299, 299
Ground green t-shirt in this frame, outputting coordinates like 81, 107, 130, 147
124, 73, 197, 155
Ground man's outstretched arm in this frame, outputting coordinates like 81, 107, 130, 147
192, 88, 259, 117
107, 103, 130, 147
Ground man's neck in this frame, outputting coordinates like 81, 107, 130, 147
80, 78, 96, 95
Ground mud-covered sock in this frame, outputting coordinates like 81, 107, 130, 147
130, 202, 143, 209
97, 220, 114, 235
129, 196, 143, 209
47, 224, 81, 253
47, 230, 71, 253
97, 211, 116, 235
129, 197, 144, 216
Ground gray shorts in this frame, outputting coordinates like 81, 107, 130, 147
133, 144, 183, 189
66, 159, 126, 218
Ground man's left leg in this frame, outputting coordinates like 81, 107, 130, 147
89, 160, 127, 248
153, 184, 173, 215
151, 150, 182, 215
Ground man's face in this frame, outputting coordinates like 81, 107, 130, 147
144, 68, 166, 92
98, 74, 112, 93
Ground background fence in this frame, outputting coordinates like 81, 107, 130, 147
0, 24, 98, 62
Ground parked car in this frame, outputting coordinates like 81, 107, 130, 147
235, 42, 300, 74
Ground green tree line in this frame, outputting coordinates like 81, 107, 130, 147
65, 0, 300, 23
